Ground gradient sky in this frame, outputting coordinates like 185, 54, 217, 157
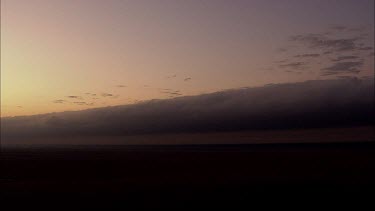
1, 0, 374, 117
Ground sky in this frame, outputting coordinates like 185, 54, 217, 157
1, 0, 374, 117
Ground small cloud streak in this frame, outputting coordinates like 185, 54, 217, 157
166, 74, 177, 79
358, 46, 373, 51
331, 56, 359, 62
101, 93, 114, 97
321, 61, 363, 76
66, 96, 83, 99
53, 100, 66, 104
290, 34, 359, 52
279, 62, 307, 70
294, 53, 320, 58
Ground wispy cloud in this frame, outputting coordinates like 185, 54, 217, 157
85, 93, 97, 96
276, 48, 288, 53
358, 46, 373, 51
294, 53, 320, 58
321, 61, 363, 75
73, 101, 94, 106
73, 102, 88, 105
160, 89, 183, 96
290, 34, 360, 52
166, 74, 177, 79
53, 100, 66, 104
101, 93, 114, 97
268, 25, 373, 76
330, 25, 347, 31
66, 96, 83, 99
279, 62, 307, 70
116, 85, 127, 88
331, 56, 359, 62
274, 59, 289, 63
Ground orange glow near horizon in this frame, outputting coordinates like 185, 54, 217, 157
1, 0, 374, 117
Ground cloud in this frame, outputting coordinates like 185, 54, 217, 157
166, 74, 177, 79
169, 92, 183, 96
73, 101, 89, 105
116, 85, 127, 88
358, 46, 373, 51
66, 95, 82, 99
279, 62, 307, 70
276, 48, 288, 52
336, 76, 359, 80
184, 77, 192, 81
45, 116, 66, 127
84, 93, 97, 97
53, 100, 66, 104
160, 90, 182, 96
331, 56, 359, 62
329, 25, 368, 33
347, 27, 367, 32
285, 70, 302, 74
273, 26, 373, 76
330, 25, 347, 31
2, 78, 373, 141
274, 59, 289, 63
321, 61, 363, 75
294, 53, 320, 58
101, 93, 114, 97
290, 34, 360, 52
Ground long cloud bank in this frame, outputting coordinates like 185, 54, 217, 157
2, 78, 374, 139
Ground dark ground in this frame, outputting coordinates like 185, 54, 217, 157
1, 142, 375, 208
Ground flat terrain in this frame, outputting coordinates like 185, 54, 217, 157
2, 141, 375, 207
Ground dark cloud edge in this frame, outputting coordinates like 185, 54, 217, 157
2, 78, 374, 139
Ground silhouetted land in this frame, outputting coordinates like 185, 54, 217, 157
1, 141, 375, 207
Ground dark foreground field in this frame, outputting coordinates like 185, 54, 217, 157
2, 142, 375, 207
